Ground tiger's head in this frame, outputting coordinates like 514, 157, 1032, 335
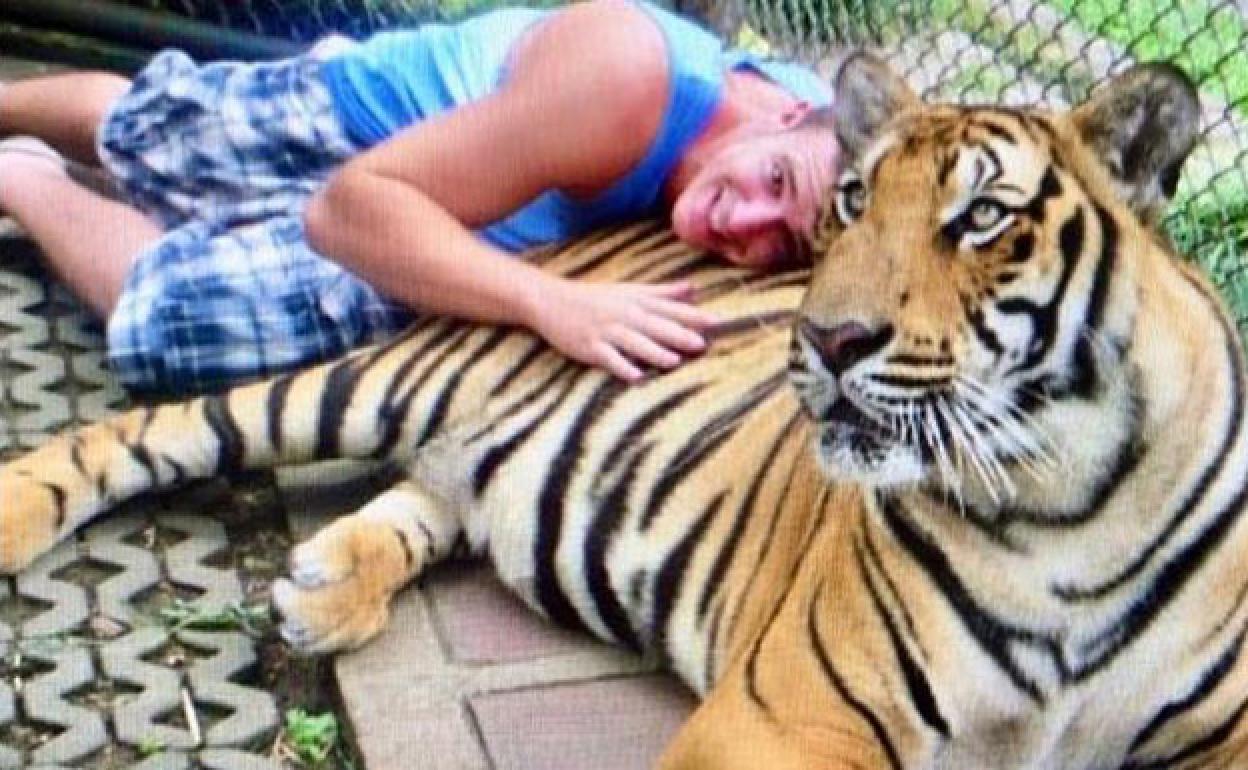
789, 55, 1202, 515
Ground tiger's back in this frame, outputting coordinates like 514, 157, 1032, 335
381, 226, 825, 687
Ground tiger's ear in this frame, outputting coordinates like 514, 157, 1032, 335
1072, 63, 1201, 222
833, 52, 919, 162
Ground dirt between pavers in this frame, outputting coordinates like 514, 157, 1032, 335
0, 468, 359, 770
214, 472, 357, 769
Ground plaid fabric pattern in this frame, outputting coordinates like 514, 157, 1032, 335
97, 47, 411, 393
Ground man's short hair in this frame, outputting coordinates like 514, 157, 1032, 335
794, 104, 838, 133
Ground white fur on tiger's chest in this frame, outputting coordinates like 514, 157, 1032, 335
914, 596, 1235, 770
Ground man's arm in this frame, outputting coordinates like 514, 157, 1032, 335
304, 0, 714, 380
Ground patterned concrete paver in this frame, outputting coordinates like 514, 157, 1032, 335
0, 447, 283, 767
277, 465, 699, 770
1, 127, 281, 766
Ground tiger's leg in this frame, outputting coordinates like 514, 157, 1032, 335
272, 477, 460, 654
658, 697, 810, 770
659, 670, 897, 770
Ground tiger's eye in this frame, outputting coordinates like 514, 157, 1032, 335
840, 182, 867, 219
968, 200, 1004, 231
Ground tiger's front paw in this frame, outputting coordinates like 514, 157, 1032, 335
272, 517, 417, 654
0, 471, 68, 573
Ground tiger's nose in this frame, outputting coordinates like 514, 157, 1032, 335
797, 319, 894, 374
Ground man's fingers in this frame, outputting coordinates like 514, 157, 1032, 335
644, 280, 697, 301
640, 296, 719, 331
608, 327, 681, 371
633, 312, 706, 355
594, 342, 644, 383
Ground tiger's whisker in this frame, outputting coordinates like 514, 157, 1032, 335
951, 380, 1053, 483
939, 393, 1001, 506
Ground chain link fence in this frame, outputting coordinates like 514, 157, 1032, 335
741, 0, 1248, 338
2, 0, 1245, 334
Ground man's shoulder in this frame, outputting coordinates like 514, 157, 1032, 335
549, 0, 670, 81
511, 0, 669, 127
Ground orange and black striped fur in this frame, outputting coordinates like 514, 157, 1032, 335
3, 55, 1245, 768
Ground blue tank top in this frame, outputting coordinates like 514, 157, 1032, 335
320, 2, 832, 252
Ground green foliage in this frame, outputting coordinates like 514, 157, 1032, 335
928, 0, 1099, 100
945, 62, 1015, 102
1046, 0, 1248, 117
284, 709, 344, 766
158, 599, 271, 636
1169, 175, 1248, 335
137, 737, 166, 757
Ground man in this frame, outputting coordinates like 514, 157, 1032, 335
0, 0, 839, 392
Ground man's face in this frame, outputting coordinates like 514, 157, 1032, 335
671, 126, 839, 269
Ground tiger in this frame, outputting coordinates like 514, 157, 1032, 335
0, 52, 1242, 769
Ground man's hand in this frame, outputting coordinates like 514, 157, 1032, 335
531, 278, 718, 382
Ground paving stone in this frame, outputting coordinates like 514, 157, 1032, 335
16, 542, 88, 637
0, 260, 53, 450
199, 748, 283, 763
470, 676, 696, 770
55, 306, 127, 422
337, 564, 662, 770
69, 347, 127, 421
8, 346, 70, 442
336, 593, 490, 770
0, 256, 125, 434
0, 260, 45, 350
0, 640, 19, 769
84, 511, 162, 626
0, 580, 13, 641
0, 264, 70, 441
345, 697, 487, 770
1, 500, 281, 769
199, 749, 283, 769
427, 563, 598, 664
159, 513, 244, 609
100, 627, 198, 751
22, 643, 109, 765
180, 630, 279, 748
129, 752, 191, 770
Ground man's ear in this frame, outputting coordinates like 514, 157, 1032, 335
1071, 63, 1201, 222
833, 52, 919, 162
779, 100, 811, 130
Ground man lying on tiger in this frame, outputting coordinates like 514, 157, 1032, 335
4, 50, 1247, 769
0, 0, 837, 392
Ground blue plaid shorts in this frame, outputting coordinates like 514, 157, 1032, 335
98, 46, 412, 393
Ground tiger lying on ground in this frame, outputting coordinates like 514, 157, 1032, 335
1, 53, 1243, 768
